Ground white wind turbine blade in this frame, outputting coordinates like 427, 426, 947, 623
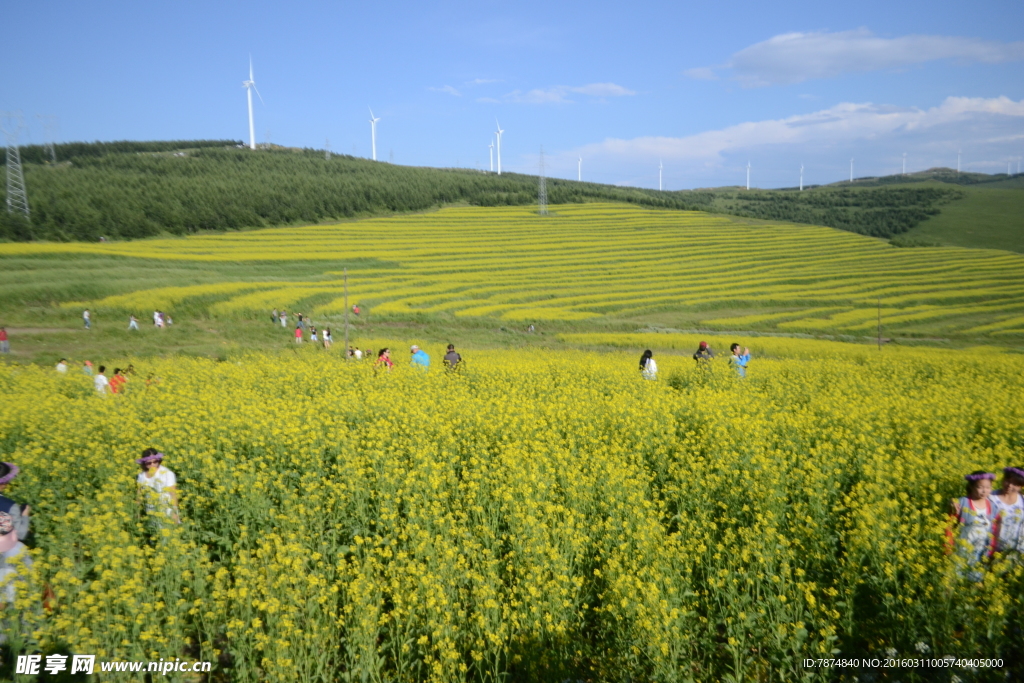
252, 83, 265, 105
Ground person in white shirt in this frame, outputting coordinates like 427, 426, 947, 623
128, 314, 139, 331
136, 449, 180, 525
639, 349, 658, 380
55, 359, 68, 373
94, 365, 110, 394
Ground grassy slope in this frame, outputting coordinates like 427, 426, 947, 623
902, 181, 1024, 252
2, 202, 1024, 367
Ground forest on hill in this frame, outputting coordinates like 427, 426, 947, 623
0, 140, 998, 242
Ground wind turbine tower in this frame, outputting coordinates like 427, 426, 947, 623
242, 58, 263, 150
368, 108, 380, 161
957, 149, 961, 175
799, 164, 804, 192
325, 138, 331, 161
746, 162, 750, 190
659, 160, 663, 191
495, 120, 504, 175
578, 157, 582, 182
902, 153, 907, 176
850, 158, 854, 183
488, 140, 494, 172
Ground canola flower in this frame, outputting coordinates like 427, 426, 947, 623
6, 203, 1024, 339
0, 344, 1022, 682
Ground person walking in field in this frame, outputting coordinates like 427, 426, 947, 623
729, 344, 751, 378
94, 365, 110, 394
0, 327, 8, 354
323, 328, 332, 349
109, 368, 127, 394
272, 309, 278, 324
693, 341, 714, 365
0, 462, 33, 606
639, 349, 658, 380
128, 314, 139, 331
83, 309, 91, 330
136, 448, 180, 526
443, 344, 462, 370
294, 325, 303, 344
82, 360, 93, 376
374, 348, 394, 372
280, 311, 287, 328
992, 466, 1024, 556
948, 471, 998, 581
352, 304, 361, 316
410, 344, 430, 370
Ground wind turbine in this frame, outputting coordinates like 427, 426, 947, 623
799, 164, 804, 192
850, 158, 854, 183
659, 160, 663, 191
368, 108, 380, 161
746, 161, 750, 190
578, 156, 582, 182
902, 152, 907, 176
488, 140, 494, 172
495, 120, 504, 175
242, 57, 264, 150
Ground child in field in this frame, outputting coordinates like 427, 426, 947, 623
0, 462, 32, 606
136, 449, 180, 526
94, 365, 110, 394
295, 325, 303, 343
639, 349, 657, 380
83, 309, 91, 330
82, 360, 93, 376
280, 311, 287, 328
310, 326, 318, 343
109, 368, 127, 394
128, 314, 139, 331
949, 471, 998, 580
991, 466, 1024, 556
323, 328, 332, 349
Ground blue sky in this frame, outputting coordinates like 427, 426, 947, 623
3, 0, 1022, 189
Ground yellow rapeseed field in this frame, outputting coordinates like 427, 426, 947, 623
6, 202, 1022, 338
2, 344, 1022, 681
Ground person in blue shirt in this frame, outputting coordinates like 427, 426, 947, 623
729, 343, 751, 378
410, 344, 430, 370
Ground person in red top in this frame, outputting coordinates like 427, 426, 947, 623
294, 325, 303, 343
0, 327, 8, 354
374, 347, 393, 372
109, 367, 128, 394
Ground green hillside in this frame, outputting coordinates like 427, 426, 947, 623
2, 141, 1022, 250
901, 184, 1024, 252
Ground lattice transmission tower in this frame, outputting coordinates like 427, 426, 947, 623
538, 146, 548, 216
36, 114, 58, 163
2, 112, 30, 219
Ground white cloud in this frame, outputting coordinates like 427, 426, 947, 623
466, 78, 501, 86
570, 96, 1024, 165
428, 85, 461, 96
683, 67, 719, 81
687, 29, 1024, 86
501, 82, 635, 104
